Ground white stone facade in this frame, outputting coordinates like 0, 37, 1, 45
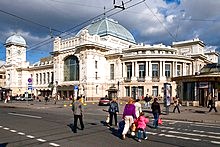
1, 18, 218, 102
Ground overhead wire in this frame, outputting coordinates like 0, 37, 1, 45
143, 1, 177, 41
0, 0, 145, 62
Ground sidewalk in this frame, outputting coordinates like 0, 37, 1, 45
0, 100, 219, 124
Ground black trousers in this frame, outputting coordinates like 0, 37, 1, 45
73, 114, 84, 132
209, 106, 218, 112
109, 112, 117, 126
173, 105, 180, 113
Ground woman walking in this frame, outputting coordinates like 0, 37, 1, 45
151, 98, 161, 129
121, 98, 136, 140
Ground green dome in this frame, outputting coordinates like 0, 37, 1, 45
79, 18, 136, 43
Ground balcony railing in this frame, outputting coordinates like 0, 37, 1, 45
124, 77, 131, 82
152, 76, 160, 82
137, 77, 145, 82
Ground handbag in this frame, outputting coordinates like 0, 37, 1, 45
158, 118, 163, 125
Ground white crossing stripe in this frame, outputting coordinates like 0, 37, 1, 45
0, 126, 2, 128
168, 131, 220, 139
26, 135, 35, 139
211, 141, 220, 145
3, 127, 9, 130
8, 113, 42, 119
37, 138, 47, 142
10, 130, 17, 133
18, 132, 25, 135
49, 143, 60, 146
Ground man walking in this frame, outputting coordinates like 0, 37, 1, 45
173, 96, 180, 113
72, 96, 84, 133
209, 96, 218, 112
108, 98, 119, 127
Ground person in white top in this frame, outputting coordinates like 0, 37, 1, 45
134, 99, 142, 118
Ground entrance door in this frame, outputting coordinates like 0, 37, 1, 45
199, 89, 207, 107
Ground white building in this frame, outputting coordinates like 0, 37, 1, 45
1, 17, 218, 103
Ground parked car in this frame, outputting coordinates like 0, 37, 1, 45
98, 97, 110, 106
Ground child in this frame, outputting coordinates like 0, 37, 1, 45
134, 112, 149, 142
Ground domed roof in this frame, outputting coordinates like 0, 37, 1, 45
5, 34, 26, 46
79, 17, 136, 43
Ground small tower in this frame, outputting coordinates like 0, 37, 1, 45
4, 34, 27, 65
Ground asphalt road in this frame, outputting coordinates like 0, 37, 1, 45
0, 105, 220, 147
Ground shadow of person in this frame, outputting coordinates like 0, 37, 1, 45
67, 124, 77, 133
0, 143, 8, 147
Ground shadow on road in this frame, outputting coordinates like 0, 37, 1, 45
0, 143, 8, 147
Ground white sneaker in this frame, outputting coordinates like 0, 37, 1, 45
144, 136, 148, 140
131, 132, 135, 136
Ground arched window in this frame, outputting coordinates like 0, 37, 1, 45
64, 56, 79, 81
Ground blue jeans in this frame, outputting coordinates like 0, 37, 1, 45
137, 128, 147, 139
153, 112, 159, 128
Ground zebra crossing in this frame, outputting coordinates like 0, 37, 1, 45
147, 119, 220, 146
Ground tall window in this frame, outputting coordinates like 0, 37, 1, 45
125, 86, 130, 96
47, 72, 50, 84
43, 73, 46, 84
96, 85, 98, 94
95, 72, 98, 80
95, 60, 98, 69
64, 56, 79, 81
40, 73, 42, 84
110, 64, 114, 80
139, 64, 145, 78
177, 64, 182, 76
51, 72, 54, 83
165, 64, 171, 77
36, 74, 38, 85
126, 64, 132, 78
186, 64, 190, 75
138, 86, 144, 97
152, 86, 158, 97
152, 64, 159, 77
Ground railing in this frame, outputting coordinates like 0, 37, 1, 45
152, 76, 160, 82
124, 77, 131, 82
137, 77, 145, 82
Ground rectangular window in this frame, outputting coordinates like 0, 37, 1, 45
47, 72, 50, 84
177, 64, 182, 76
0, 75, 2, 79
139, 64, 145, 78
95, 60, 98, 69
186, 64, 190, 75
51, 72, 54, 83
126, 64, 132, 78
95, 72, 98, 80
43, 73, 46, 84
165, 64, 171, 77
125, 86, 130, 96
152, 64, 159, 77
96, 85, 98, 94
152, 86, 158, 97
138, 86, 144, 97
40, 73, 42, 84
36, 74, 38, 85
110, 64, 114, 80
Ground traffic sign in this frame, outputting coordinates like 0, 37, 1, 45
28, 78, 32, 83
74, 85, 78, 90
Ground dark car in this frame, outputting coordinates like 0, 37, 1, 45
98, 97, 110, 106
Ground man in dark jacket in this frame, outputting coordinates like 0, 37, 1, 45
151, 98, 161, 128
209, 96, 218, 112
108, 98, 119, 127
72, 96, 84, 133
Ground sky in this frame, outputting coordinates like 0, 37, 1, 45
0, 0, 219, 64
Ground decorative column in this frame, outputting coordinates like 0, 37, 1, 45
135, 61, 138, 78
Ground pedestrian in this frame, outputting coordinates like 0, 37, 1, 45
121, 98, 137, 140
72, 96, 84, 133
173, 96, 180, 113
209, 96, 218, 112
134, 99, 142, 118
207, 93, 212, 108
108, 98, 119, 127
144, 94, 151, 108
134, 112, 149, 142
151, 98, 161, 129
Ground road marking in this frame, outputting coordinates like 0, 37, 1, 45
160, 126, 174, 130
49, 143, 60, 146
26, 135, 35, 139
191, 124, 220, 129
37, 138, 46, 142
3, 127, 9, 130
148, 132, 158, 135
10, 130, 17, 133
168, 131, 220, 139
211, 141, 220, 145
0, 125, 2, 128
18, 132, 25, 135
8, 113, 42, 119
